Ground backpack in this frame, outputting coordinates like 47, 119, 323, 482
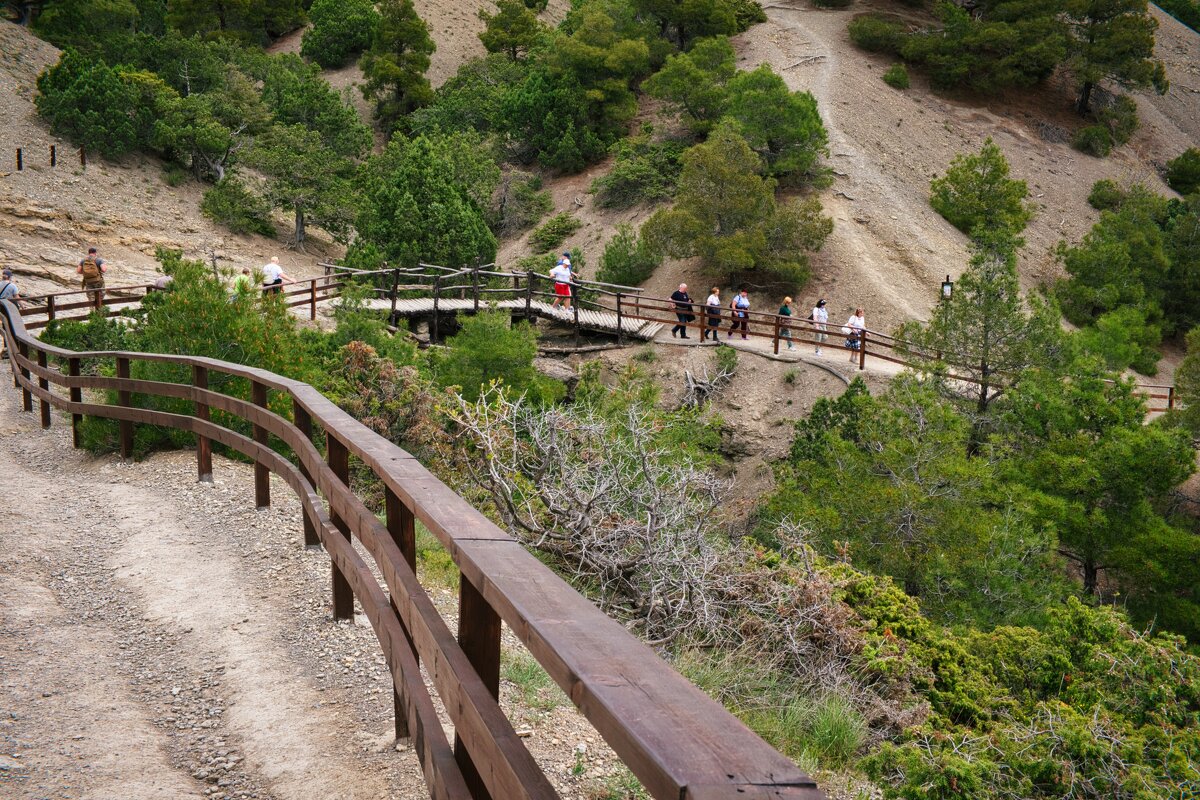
807, 311, 814, 321
80, 256, 102, 281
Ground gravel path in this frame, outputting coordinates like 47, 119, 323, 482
0, 390, 427, 799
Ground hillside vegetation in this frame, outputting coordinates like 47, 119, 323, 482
7, 1, 1200, 798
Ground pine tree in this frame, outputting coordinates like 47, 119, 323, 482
478, 0, 545, 61
358, 0, 435, 133
1065, 0, 1168, 112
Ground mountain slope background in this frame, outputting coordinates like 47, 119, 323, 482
1, 3, 1196, 344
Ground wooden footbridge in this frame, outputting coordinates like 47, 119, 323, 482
2, 284, 826, 799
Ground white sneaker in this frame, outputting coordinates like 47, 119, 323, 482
814, 349, 821, 356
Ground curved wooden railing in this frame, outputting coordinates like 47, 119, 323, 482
0, 297, 825, 800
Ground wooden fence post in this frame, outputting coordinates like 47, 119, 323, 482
50, 145, 56, 167
46, 295, 56, 324
1169, 386, 1176, 411
193, 365, 213, 482
16, 148, 22, 171
36, 350, 50, 429
18, 342, 31, 412
432, 276, 441, 343
116, 356, 132, 458
252, 380, 270, 509
292, 398, 320, 547
772, 314, 781, 355
69, 357, 81, 448
385, 486, 418, 741
859, 329, 867, 371
309, 278, 317, 322
326, 433, 355, 620
456, 575, 501, 800
573, 289, 580, 348
389, 268, 400, 323
79, 147, 86, 168
471, 265, 480, 314
616, 293, 624, 346
525, 273, 533, 318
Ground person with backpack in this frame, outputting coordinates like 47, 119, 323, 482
779, 296, 795, 350
77, 247, 106, 308
810, 298, 828, 355
728, 287, 750, 339
670, 283, 694, 339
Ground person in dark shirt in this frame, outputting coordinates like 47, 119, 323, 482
670, 283, 694, 339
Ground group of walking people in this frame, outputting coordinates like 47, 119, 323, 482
670, 284, 866, 362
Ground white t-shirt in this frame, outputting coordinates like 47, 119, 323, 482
262, 263, 284, 283
846, 314, 865, 332
549, 264, 572, 284
706, 293, 721, 308
812, 306, 828, 324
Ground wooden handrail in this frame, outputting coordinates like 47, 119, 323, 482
1, 296, 826, 799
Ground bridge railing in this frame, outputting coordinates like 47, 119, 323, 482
0, 297, 825, 800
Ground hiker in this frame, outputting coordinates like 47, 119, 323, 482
233, 268, 254, 295
0, 269, 19, 360
77, 247, 106, 308
261, 256, 292, 295
670, 283, 694, 339
811, 298, 828, 355
844, 307, 866, 363
703, 286, 721, 341
728, 287, 750, 339
779, 296, 795, 350
549, 253, 573, 310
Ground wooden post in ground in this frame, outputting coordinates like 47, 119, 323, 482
46, 295, 55, 324
326, 433, 354, 620
309, 278, 317, 321
859, 329, 867, 371
390, 268, 400, 323
385, 486, 418, 741
616, 293, 624, 346
50, 145, 56, 167
116, 356, 132, 458
80, 147, 86, 168
15, 148, 21, 171
17, 342, 31, 412
773, 314, 781, 355
68, 357, 81, 448
525, 273, 533, 319
455, 576, 501, 800
292, 399, 320, 547
252, 380, 270, 509
471, 265, 480, 314
36, 350, 50, 428
193, 365, 213, 482
432, 277, 440, 343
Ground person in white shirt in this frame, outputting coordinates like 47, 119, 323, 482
844, 307, 866, 363
811, 298, 829, 355
549, 255, 573, 309
703, 287, 721, 341
261, 256, 292, 295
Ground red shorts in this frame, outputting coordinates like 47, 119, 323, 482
554, 283, 571, 297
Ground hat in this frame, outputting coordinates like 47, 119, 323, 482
816, 299, 826, 307
1, 269, 11, 278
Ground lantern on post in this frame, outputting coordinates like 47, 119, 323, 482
941, 275, 954, 299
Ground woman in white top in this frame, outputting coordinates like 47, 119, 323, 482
811, 298, 828, 355
703, 287, 721, 341
844, 307, 866, 363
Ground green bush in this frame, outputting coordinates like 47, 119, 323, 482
35, 50, 140, 158
1072, 124, 1114, 157
1166, 147, 1200, 196
491, 171, 552, 235
1156, 0, 1200, 33
802, 696, 865, 767
596, 224, 661, 287
200, 177, 275, 236
847, 15, 904, 54
301, 0, 378, 68
434, 311, 563, 404
529, 212, 582, 252
1087, 178, 1125, 210
1096, 94, 1138, 146
729, 0, 768, 30
881, 64, 909, 89
590, 135, 685, 209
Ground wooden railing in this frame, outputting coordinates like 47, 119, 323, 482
15, 263, 1178, 413
0, 297, 825, 800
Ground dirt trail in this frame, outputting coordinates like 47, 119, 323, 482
0, 389, 424, 799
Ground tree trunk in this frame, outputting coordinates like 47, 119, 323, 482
293, 205, 306, 252
1083, 558, 1099, 596
1076, 81, 1094, 114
